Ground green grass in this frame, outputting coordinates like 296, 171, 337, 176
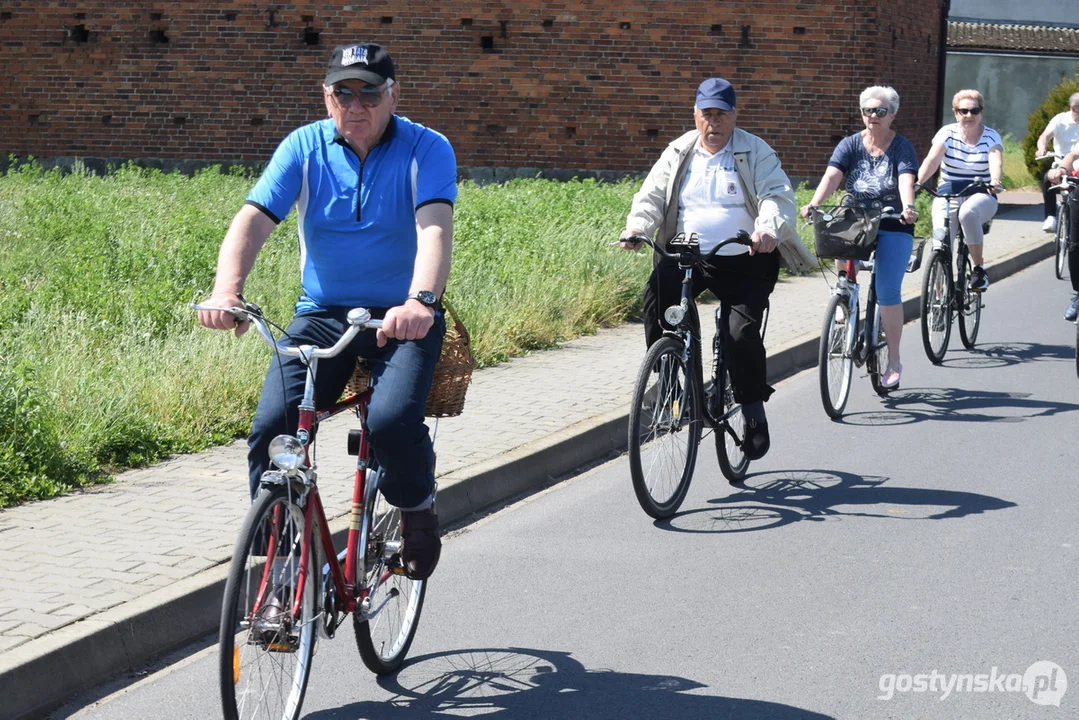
1001, 134, 1038, 191
0, 164, 651, 506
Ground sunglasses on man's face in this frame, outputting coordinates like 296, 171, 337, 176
860, 107, 889, 118
332, 85, 391, 108
955, 107, 982, 116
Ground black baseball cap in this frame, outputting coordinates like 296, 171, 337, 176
325, 43, 395, 86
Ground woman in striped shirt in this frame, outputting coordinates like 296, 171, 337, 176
916, 89, 1004, 292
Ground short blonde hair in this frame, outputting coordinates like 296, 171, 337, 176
952, 89, 984, 111
859, 86, 900, 114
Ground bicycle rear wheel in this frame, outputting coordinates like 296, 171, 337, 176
1056, 204, 1069, 280
920, 250, 952, 364
818, 292, 854, 418
958, 253, 981, 348
715, 360, 750, 483
628, 335, 701, 518
220, 486, 317, 720
355, 484, 427, 675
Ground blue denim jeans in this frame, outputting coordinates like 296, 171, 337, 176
247, 306, 445, 508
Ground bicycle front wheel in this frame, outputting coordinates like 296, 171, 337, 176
818, 293, 854, 418
628, 335, 701, 518
355, 488, 427, 675
220, 487, 317, 720
1056, 204, 1069, 280
920, 250, 952, 364
958, 254, 982, 349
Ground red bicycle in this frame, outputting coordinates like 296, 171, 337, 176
193, 301, 427, 720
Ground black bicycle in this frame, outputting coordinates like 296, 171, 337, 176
622, 231, 769, 518
917, 181, 992, 363
1050, 175, 1078, 280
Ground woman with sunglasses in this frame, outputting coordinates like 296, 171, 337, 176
916, 89, 1004, 293
801, 85, 918, 390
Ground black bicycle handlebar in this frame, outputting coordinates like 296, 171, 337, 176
620, 230, 753, 261
916, 179, 997, 200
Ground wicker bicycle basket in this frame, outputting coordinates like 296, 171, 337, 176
343, 297, 476, 417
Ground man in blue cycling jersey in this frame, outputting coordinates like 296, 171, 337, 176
198, 42, 455, 580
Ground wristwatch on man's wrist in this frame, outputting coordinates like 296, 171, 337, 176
407, 290, 439, 308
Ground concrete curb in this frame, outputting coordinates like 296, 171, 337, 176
2, 238, 1054, 720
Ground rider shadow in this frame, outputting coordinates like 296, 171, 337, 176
939, 341, 1075, 370
303, 647, 834, 719
656, 469, 1015, 534
836, 386, 1079, 426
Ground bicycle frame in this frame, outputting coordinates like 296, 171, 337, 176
193, 303, 395, 633
831, 258, 881, 368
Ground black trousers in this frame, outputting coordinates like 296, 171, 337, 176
642, 250, 780, 405
1044, 170, 1058, 219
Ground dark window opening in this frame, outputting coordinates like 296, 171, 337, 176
29, 114, 41, 124
150, 12, 162, 21
173, 116, 186, 126
225, 11, 237, 21
69, 24, 90, 42
480, 35, 494, 49
620, 21, 631, 29
499, 20, 508, 38
646, 128, 658, 139
461, 18, 472, 27
301, 14, 313, 23
380, 16, 393, 24
793, 26, 805, 35
303, 28, 319, 45
250, 117, 264, 126
150, 29, 169, 44
565, 126, 576, 138
542, 19, 554, 28
102, 115, 111, 125
738, 25, 751, 48
486, 124, 501, 135
1, 11, 11, 20
75, 12, 86, 19
710, 24, 722, 35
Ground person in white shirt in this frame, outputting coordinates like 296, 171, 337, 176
619, 77, 801, 463
917, 89, 1004, 293
1036, 92, 1079, 233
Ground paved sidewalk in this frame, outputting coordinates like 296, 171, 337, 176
0, 203, 1053, 718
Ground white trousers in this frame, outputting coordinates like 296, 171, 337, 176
931, 193, 997, 246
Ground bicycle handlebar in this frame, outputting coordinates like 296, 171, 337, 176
915, 179, 998, 200
191, 303, 382, 360
618, 230, 753, 261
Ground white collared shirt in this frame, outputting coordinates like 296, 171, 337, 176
676, 138, 755, 255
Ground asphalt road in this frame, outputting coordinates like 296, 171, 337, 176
56, 259, 1078, 720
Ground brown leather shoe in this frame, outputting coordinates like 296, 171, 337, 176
400, 509, 441, 580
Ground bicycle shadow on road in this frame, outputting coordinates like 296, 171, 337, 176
938, 341, 1075, 370
655, 469, 1015, 535
835, 386, 1079, 426
303, 647, 834, 720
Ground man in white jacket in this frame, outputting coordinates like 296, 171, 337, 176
620, 77, 804, 463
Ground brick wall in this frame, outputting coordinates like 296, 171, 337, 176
0, 1, 945, 180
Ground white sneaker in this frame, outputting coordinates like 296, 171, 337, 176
1043, 216, 1057, 233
